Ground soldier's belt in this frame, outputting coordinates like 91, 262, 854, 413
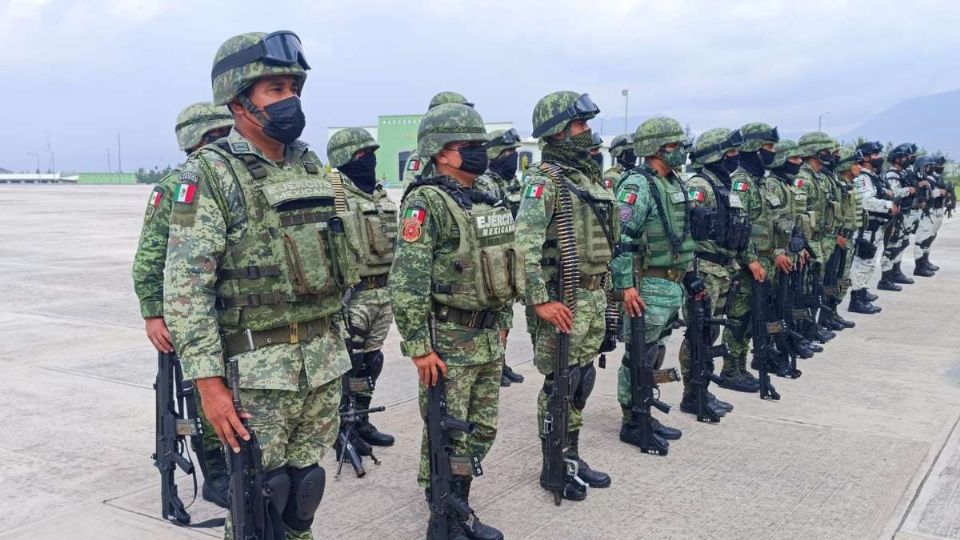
434, 305, 499, 330
222, 316, 332, 358
695, 251, 731, 267
352, 274, 389, 292
578, 273, 606, 291
643, 267, 684, 283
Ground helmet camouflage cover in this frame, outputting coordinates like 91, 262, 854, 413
633, 116, 685, 157
531, 91, 600, 139
797, 131, 835, 158
428, 91, 473, 110
327, 127, 380, 169
609, 134, 633, 158
739, 122, 780, 153
691, 127, 739, 165
836, 147, 859, 173
175, 102, 233, 151
771, 139, 803, 169
211, 31, 309, 106
485, 128, 521, 160
417, 103, 488, 159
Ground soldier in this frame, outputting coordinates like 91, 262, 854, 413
133, 102, 233, 507
848, 141, 892, 313
720, 123, 791, 391
678, 127, 751, 411
912, 156, 948, 276
831, 149, 865, 322
402, 91, 474, 186
794, 132, 839, 344
602, 134, 635, 191
388, 103, 512, 539
164, 31, 349, 540
476, 127, 526, 387
879, 143, 921, 289
515, 91, 614, 501
922, 154, 952, 270
326, 127, 398, 454
609, 117, 697, 438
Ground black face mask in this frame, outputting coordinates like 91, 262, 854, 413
870, 158, 884, 171
339, 152, 377, 192
738, 152, 765, 178
488, 152, 519, 180
780, 161, 802, 176
591, 153, 604, 169
759, 148, 776, 168
262, 96, 306, 143
722, 155, 740, 175
817, 150, 835, 168
456, 144, 488, 175
617, 150, 637, 169
705, 162, 732, 183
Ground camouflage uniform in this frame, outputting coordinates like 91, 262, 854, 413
132, 101, 233, 505
165, 32, 348, 540
402, 92, 473, 186
833, 150, 864, 309
849, 145, 892, 310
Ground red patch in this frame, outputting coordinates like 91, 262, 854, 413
401, 218, 422, 242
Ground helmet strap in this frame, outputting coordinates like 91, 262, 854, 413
238, 93, 271, 126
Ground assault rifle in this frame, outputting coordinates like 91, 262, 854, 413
627, 311, 679, 455
751, 278, 781, 401
153, 351, 197, 525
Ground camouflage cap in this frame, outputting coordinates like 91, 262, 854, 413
174, 102, 233, 151
739, 122, 780, 153
485, 128, 521, 160
428, 91, 473, 110
691, 128, 738, 165
417, 103, 489, 159
797, 131, 835, 158
531, 91, 600, 139
327, 127, 380, 168
609, 134, 634, 158
836, 147, 859, 173
771, 139, 803, 169
211, 32, 309, 106
633, 117, 685, 157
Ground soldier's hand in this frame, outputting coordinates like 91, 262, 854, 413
499, 329, 509, 346
533, 301, 573, 333
413, 352, 447, 386
891, 205, 901, 216
145, 317, 174, 353
919, 180, 930, 188
195, 377, 251, 454
749, 261, 767, 282
837, 235, 847, 248
775, 254, 793, 273
621, 287, 646, 317
906, 187, 917, 195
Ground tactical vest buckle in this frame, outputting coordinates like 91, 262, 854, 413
290, 322, 300, 345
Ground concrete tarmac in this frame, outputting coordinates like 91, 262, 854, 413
0, 185, 958, 540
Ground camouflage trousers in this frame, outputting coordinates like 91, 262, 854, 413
722, 258, 775, 365
883, 210, 920, 270
914, 208, 945, 258
345, 287, 393, 399
531, 287, 606, 438
851, 228, 885, 291
223, 372, 341, 540
678, 260, 737, 390
618, 277, 684, 414
836, 244, 855, 300
416, 359, 501, 486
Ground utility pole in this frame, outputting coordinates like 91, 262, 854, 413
818, 111, 831, 132
27, 152, 40, 174
621, 89, 629, 134
117, 131, 122, 173
106, 148, 112, 173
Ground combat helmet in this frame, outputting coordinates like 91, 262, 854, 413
417, 103, 488, 158
175, 102, 233, 151
211, 31, 310, 106
855, 140, 884, 162
485, 128, 521, 160
887, 142, 918, 163
836, 147, 860, 173
609, 134, 634, 158
771, 139, 803, 169
633, 117, 686, 157
797, 132, 835, 158
428, 91, 473, 110
327, 128, 380, 169
531, 91, 600, 138
914, 155, 936, 175
690, 128, 744, 165
739, 122, 780, 153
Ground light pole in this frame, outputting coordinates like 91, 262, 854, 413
41, 149, 55, 173
621, 89, 629, 134
818, 111, 831, 132
27, 152, 40, 174
106, 148, 112, 173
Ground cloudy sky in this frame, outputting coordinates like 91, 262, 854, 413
2, 0, 959, 173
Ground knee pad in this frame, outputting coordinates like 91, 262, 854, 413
542, 367, 582, 398
363, 350, 384, 381
917, 235, 935, 249
572, 362, 596, 410
282, 464, 326, 533
655, 345, 667, 370
260, 466, 291, 539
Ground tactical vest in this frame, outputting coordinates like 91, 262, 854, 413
697, 169, 751, 253
753, 177, 792, 255
206, 145, 359, 332
800, 165, 829, 233
635, 168, 695, 269
539, 164, 617, 278
423, 186, 522, 311
864, 171, 891, 231
888, 169, 914, 209
931, 174, 946, 209
336, 178, 398, 277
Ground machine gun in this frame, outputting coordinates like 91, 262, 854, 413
335, 390, 384, 479
627, 311, 680, 455
750, 278, 782, 401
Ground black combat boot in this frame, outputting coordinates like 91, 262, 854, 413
680, 392, 727, 418
877, 271, 902, 291
427, 512, 469, 540
922, 254, 940, 272
913, 258, 936, 277
198, 447, 229, 508
818, 307, 844, 331
568, 431, 611, 488
830, 305, 856, 328
502, 362, 524, 383
707, 391, 734, 413
891, 262, 915, 284
539, 440, 587, 501
718, 356, 759, 393
864, 289, 879, 301
451, 478, 503, 540
849, 289, 881, 314
354, 395, 395, 447
649, 416, 682, 440
499, 372, 511, 387
804, 339, 823, 353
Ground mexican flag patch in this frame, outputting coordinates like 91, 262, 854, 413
732, 180, 749, 191
404, 207, 426, 224
618, 191, 637, 204
149, 189, 163, 207
688, 188, 705, 202
794, 178, 805, 189
407, 159, 420, 171
524, 184, 544, 199
174, 183, 197, 204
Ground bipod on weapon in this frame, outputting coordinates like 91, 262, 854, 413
335, 395, 385, 479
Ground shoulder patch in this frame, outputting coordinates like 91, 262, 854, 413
148, 187, 164, 207
794, 178, 805, 189
173, 181, 197, 205
688, 188, 706, 202
407, 158, 421, 172
523, 184, 545, 199
732, 179, 750, 191
230, 141, 250, 153
618, 191, 638, 205
618, 205, 634, 222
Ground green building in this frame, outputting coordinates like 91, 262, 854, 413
75, 173, 138, 185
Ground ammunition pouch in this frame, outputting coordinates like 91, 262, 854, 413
690, 206, 716, 242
